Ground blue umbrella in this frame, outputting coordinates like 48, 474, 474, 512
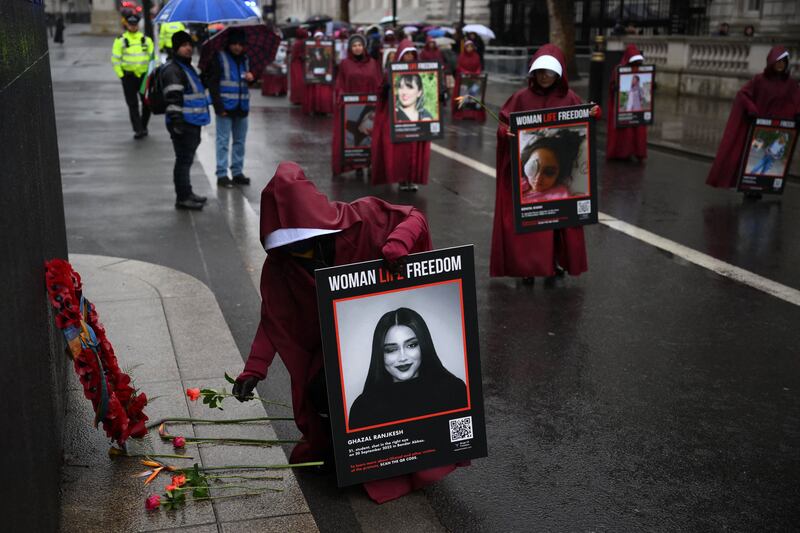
155, 0, 260, 24
427, 29, 447, 37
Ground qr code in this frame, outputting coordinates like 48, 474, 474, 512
644, 112, 652, 120
774, 178, 783, 189
577, 199, 592, 215
449, 416, 473, 442
430, 122, 440, 134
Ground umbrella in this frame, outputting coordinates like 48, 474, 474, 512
379, 15, 397, 25
462, 23, 495, 40
403, 26, 419, 34
434, 37, 455, 48
198, 24, 281, 76
305, 14, 332, 24
427, 29, 447, 37
155, 0, 260, 24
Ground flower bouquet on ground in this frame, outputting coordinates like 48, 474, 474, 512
45, 259, 149, 447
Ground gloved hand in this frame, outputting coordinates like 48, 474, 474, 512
382, 238, 408, 277
232, 376, 259, 402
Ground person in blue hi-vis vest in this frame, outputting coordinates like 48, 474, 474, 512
204, 28, 254, 189
161, 31, 211, 210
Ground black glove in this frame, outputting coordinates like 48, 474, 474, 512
232, 376, 259, 402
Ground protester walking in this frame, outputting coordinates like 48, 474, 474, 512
205, 28, 253, 188
452, 40, 485, 121
162, 31, 211, 210
606, 44, 647, 161
370, 40, 431, 191
331, 34, 382, 178
491, 44, 600, 284
303, 31, 334, 115
706, 46, 800, 198
111, 14, 154, 139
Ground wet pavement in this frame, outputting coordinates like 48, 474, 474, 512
53, 27, 800, 532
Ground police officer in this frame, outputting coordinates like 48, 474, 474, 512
159, 21, 186, 59
161, 31, 210, 210
205, 27, 253, 188
111, 13, 154, 139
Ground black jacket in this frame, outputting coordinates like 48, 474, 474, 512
161, 56, 197, 130
204, 51, 250, 117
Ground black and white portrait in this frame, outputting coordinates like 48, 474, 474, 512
334, 281, 469, 431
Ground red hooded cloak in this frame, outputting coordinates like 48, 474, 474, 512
452, 40, 486, 122
239, 162, 464, 503
605, 44, 648, 160
490, 44, 589, 278
303, 35, 335, 115
419, 37, 445, 63
707, 46, 800, 188
370, 40, 432, 186
331, 35, 383, 176
289, 29, 308, 105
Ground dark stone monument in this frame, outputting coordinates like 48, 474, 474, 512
0, 0, 69, 530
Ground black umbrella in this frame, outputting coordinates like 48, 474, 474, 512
305, 14, 332, 25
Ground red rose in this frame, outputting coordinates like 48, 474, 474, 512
186, 388, 201, 401
172, 436, 186, 448
145, 494, 161, 510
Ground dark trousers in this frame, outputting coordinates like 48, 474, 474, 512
121, 73, 150, 133
170, 124, 201, 201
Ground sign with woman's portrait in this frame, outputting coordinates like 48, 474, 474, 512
304, 40, 334, 84
737, 117, 798, 195
457, 73, 487, 110
509, 104, 598, 233
615, 64, 655, 127
341, 93, 378, 167
315, 246, 487, 487
389, 61, 443, 143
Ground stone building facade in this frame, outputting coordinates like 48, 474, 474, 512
708, 0, 800, 37
274, 0, 489, 25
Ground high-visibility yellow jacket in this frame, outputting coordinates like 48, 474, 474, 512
111, 31, 154, 78
159, 22, 187, 51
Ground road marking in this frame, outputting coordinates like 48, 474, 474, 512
430, 143, 800, 307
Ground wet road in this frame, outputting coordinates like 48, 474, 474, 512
54, 31, 800, 531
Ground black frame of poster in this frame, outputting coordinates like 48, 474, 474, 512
509, 104, 598, 233
389, 61, 444, 143
457, 73, 488, 110
304, 40, 334, 84
737, 117, 798, 195
615, 64, 655, 128
315, 245, 487, 487
340, 93, 378, 168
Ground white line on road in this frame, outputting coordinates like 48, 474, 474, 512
430, 143, 800, 307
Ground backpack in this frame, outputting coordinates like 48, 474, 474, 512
144, 63, 168, 114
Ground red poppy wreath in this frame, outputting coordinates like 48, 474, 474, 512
45, 259, 148, 446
